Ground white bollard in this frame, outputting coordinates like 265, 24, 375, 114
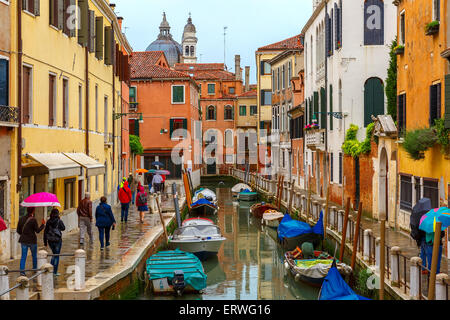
409, 257, 422, 300
390, 246, 401, 287
74, 249, 86, 291
435, 273, 449, 300
330, 206, 336, 228
338, 210, 344, 233
0, 266, 9, 300
15, 276, 29, 300
41, 263, 54, 300
375, 237, 381, 271
37, 250, 48, 289
363, 229, 372, 261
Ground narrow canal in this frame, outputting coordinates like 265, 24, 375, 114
124, 178, 321, 300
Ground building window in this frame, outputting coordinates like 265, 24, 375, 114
288, 61, 292, 87
185, 46, 189, 56
261, 60, 271, 75
250, 105, 257, 115
62, 78, 69, 127
397, 93, 406, 134
399, 11, 405, 45
224, 105, 233, 120
400, 174, 412, 211
261, 90, 272, 106
364, 77, 384, 127
49, 74, 56, 126
225, 154, 234, 164
429, 83, 441, 127
129, 86, 137, 105
0, 59, 8, 107
24, 0, 39, 15
207, 105, 216, 120
190, 46, 195, 57
282, 65, 286, 89
414, 176, 421, 205
272, 71, 275, 93
49, 0, 59, 28
170, 118, 187, 139
239, 105, 247, 116
207, 83, 215, 95
433, 0, 440, 21
22, 65, 32, 124
277, 68, 280, 91
172, 85, 185, 104
364, 0, 384, 46
229, 87, 235, 94
423, 178, 439, 209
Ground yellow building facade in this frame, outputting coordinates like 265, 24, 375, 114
4, 0, 131, 260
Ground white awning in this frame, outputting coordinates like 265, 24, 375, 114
26, 153, 81, 180
63, 153, 105, 177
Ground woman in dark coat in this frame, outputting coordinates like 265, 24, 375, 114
44, 209, 66, 275
95, 196, 116, 250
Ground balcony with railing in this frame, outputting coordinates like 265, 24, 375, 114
129, 102, 138, 112
305, 129, 325, 151
0, 105, 19, 127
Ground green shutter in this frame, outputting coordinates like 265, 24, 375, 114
445, 75, 450, 128
330, 85, 333, 130
88, 10, 95, 53
104, 26, 113, 65
364, 78, 384, 127
314, 91, 319, 124
134, 119, 140, 136
169, 119, 174, 136
320, 88, 327, 130
77, 0, 89, 47
95, 17, 104, 60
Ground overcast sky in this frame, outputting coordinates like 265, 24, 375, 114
113, 0, 312, 84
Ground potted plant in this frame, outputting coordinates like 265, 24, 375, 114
425, 20, 440, 35
394, 44, 405, 55
304, 123, 320, 132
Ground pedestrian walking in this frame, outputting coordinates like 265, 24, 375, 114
16, 207, 45, 276
152, 173, 163, 193
161, 174, 166, 194
95, 197, 116, 250
129, 173, 137, 205
43, 209, 65, 276
118, 180, 132, 222
77, 192, 93, 245
136, 184, 149, 223
421, 231, 445, 274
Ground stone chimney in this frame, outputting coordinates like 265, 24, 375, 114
117, 17, 123, 30
245, 66, 250, 92
235, 55, 241, 81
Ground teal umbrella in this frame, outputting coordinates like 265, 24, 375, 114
419, 207, 450, 234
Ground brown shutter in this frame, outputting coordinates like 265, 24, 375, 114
77, 0, 88, 46
57, 0, 64, 30
49, 75, 55, 127
88, 10, 95, 53
104, 26, 113, 65
95, 17, 104, 60
22, 66, 31, 124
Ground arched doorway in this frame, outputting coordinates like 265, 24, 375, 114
379, 148, 388, 221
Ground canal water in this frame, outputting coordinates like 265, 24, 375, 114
126, 178, 320, 300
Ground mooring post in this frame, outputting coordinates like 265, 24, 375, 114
380, 218, 386, 300
339, 197, 351, 262
37, 249, 48, 289
15, 276, 29, 300
351, 202, 363, 270
0, 266, 9, 300
427, 221, 443, 300
409, 257, 422, 300
75, 249, 86, 291
390, 246, 401, 287
41, 263, 54, 300
435, 273, 449, 300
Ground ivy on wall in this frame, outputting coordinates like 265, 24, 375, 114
385, 38, 398, 121
342, 123, 375, 158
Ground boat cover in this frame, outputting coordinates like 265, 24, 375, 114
278, 211, 324, 241
146, 249, 207, 291
232, 183, 252, 193
292, 259, 352, 280
193, 188, 217, 202
319, 263, 371, 300
241, 189, 252, 193
191, 198, 217, 208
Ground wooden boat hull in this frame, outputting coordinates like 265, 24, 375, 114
168, 239, 226, 261
190, 203, 218, 216
250, 203, 278, 219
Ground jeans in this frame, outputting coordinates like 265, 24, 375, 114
20, 243, 38, 274
422, 241, 443, 273
79, 216, 93, 244
48, 241, 62, 274
121, 203, 130, 222
97, 226, 111, 248
132, 191, 136, 205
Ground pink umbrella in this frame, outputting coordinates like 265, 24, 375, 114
20, 192, 61, 207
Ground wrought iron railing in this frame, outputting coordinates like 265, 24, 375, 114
0, 105, 19, 124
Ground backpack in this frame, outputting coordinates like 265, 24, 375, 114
138, 192, 147, 205
47, 221, 62, 242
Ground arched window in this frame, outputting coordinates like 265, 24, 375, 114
225, 130, 233, 147
185, 46, 189, 56
364, 77, 384, 127
224, 105, 233, 120
207, 105, 216, 120
190, 46, 195, 57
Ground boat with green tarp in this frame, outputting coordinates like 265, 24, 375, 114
146, 249, 207, 296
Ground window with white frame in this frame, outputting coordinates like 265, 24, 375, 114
172, 85, 185, 104
399, 11, 405, 45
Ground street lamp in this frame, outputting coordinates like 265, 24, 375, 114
113, 112, 144, 124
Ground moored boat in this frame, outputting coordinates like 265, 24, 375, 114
277, 212, 324, 251
231, 183, 252, 196
262, 210, 284, 228
169, 218, 226, 260
192, 188, 217, 205
190, 198, 218, 216
284, 249, 352, 287
237, 189, 258, 201
146, 249, 207, 296
250, 202, 278, 219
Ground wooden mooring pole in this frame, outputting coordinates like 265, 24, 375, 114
428, 221, 443, 300
379, 218, 386, 300
339, 197, 351, 262
350, 202, 363, 270
155, 197, 169, 243
323, 185, 329, 240
278, 175, 284, 210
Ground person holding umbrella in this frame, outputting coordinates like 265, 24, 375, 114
410, 198, 431, 272
17, 207, 46, 276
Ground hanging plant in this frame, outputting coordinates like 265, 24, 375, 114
433, 118, 450, 155
342, 123, 375, 158
425, 20, 440, 35
401, 128, 438, 160
130, 134, 144, 155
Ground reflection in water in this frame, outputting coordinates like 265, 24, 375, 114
135, 182, 320, 300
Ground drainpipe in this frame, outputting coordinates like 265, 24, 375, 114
85, 48, 89, 156
17, 0, 23, 193
324, 1, 329, 198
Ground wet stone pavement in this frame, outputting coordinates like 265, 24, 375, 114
4, 197, 175, 295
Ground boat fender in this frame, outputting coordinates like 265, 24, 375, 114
295, 274, 301, 282
284, 261, 289, 270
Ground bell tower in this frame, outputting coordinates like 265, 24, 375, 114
182, 13, 198, 63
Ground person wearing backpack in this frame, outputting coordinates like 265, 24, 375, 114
136, 185, 149, 224
95, 197, 116, 250
17, 207, 46, 276
44, 209, 66, 276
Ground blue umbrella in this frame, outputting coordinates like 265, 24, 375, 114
419, 207, 450, 234
152, 161, 164, 167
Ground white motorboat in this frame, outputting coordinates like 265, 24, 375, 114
231, 183, 252, 196
262, 210, 285, 228
168, 218, 226, 260
192, 188, 217, 205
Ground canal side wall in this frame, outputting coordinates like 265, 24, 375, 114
54, 199, 186, 300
